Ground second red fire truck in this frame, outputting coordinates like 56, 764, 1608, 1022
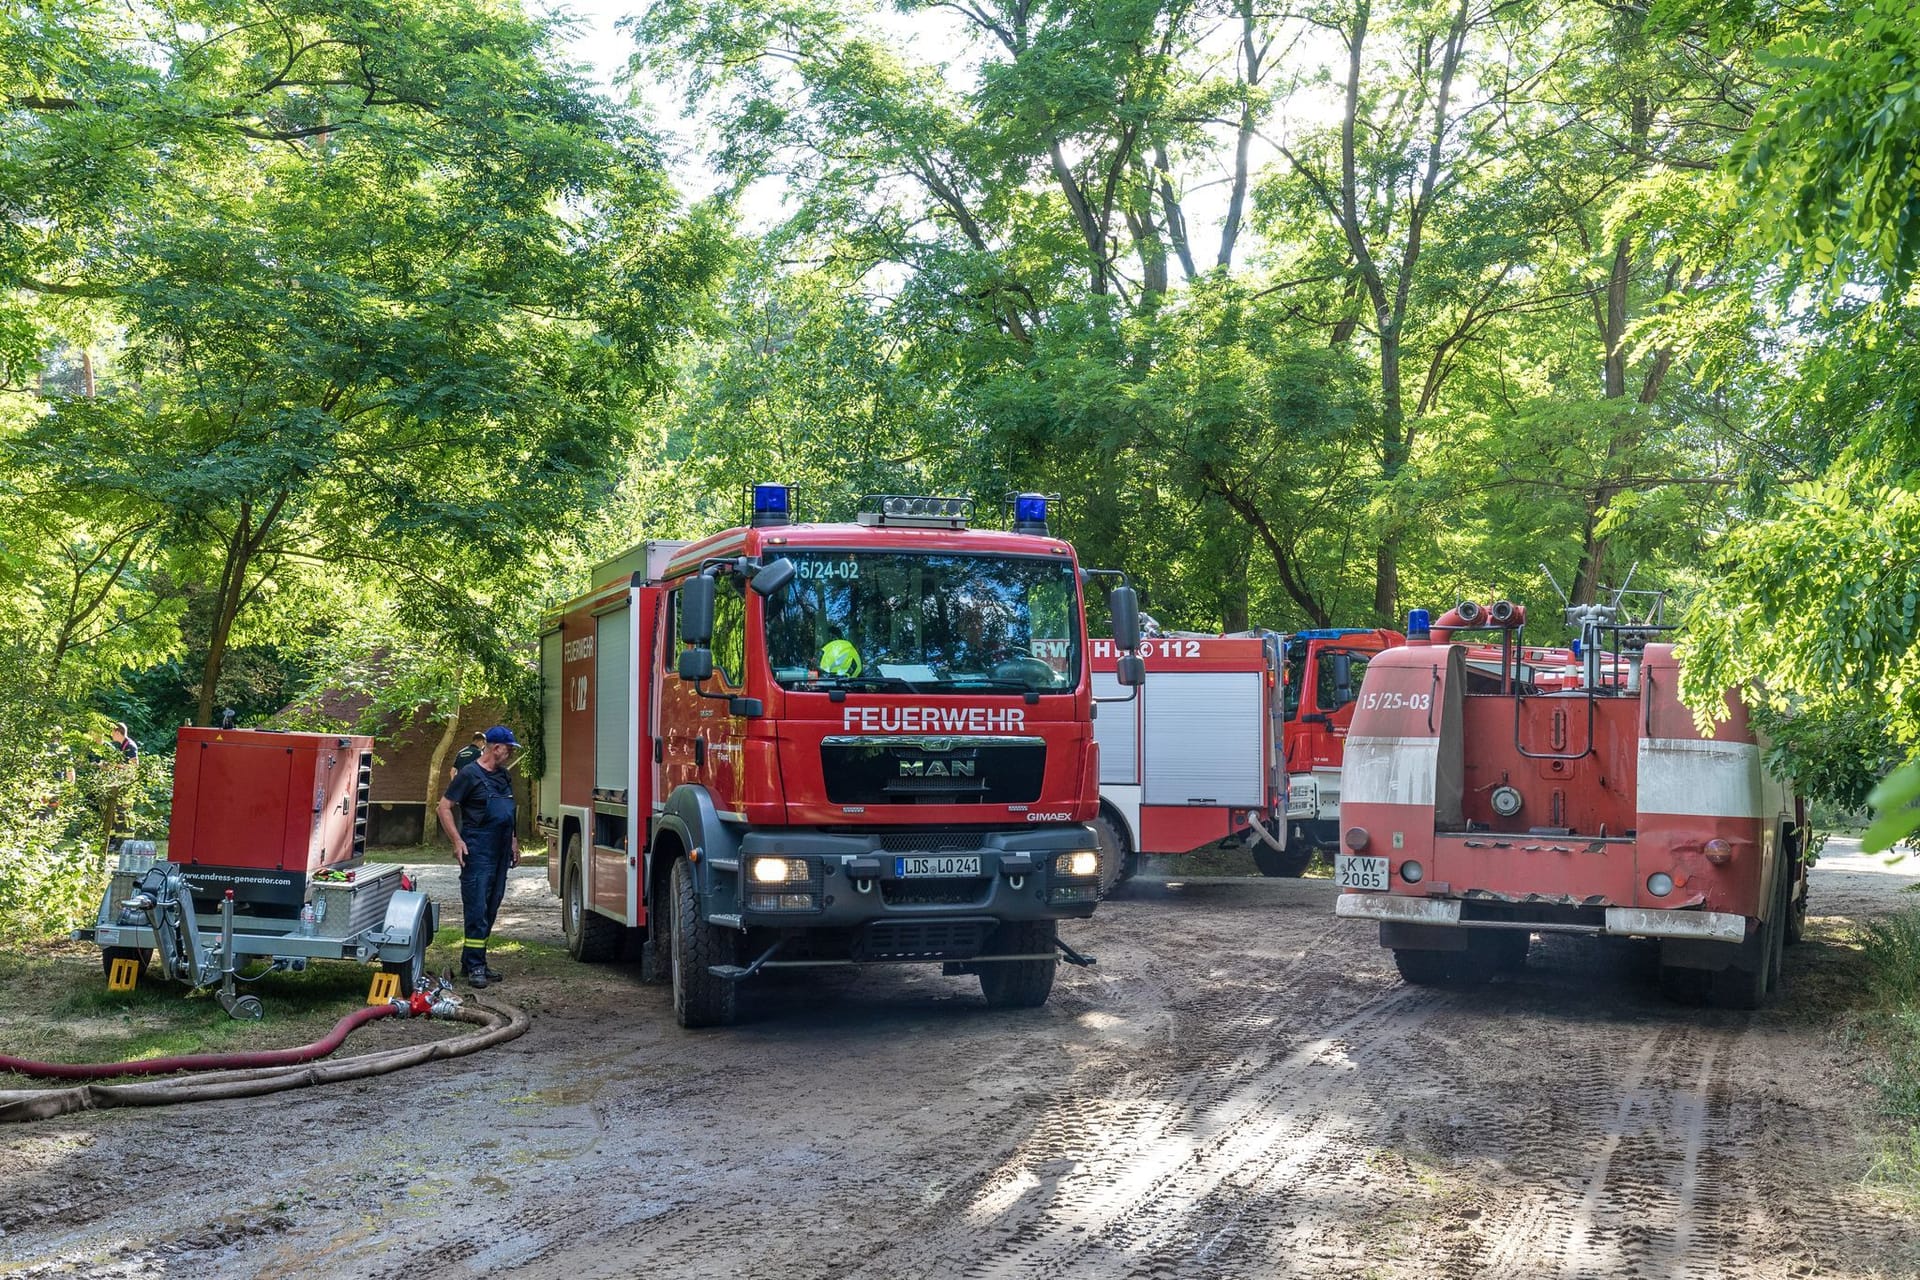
1333, 598, 1809, 1008
1089, 627, 1401, 877
538, 488, 1144, 1026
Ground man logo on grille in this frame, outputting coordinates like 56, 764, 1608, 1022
899, 759, 976, 778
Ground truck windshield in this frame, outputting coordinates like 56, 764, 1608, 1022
764, 552, 1080, 693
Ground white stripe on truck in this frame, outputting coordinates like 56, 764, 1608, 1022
1637, 737, 1763, 819
1341, 735, 1440, 807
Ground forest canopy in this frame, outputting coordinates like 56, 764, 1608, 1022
2, 0, 1917, 934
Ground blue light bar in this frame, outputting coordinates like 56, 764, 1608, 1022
1407, 608, 1431, 638
1014, 493, 1048, 524
753, 483, 790, 515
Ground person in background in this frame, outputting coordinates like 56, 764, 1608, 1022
448, 730, 485, 782
107, 722, 138, 763
436, 725, 521, 988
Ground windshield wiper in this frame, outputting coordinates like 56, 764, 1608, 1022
789, 674, 922, 692
942, 676, 1054, 692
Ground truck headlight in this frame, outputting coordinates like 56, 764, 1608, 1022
749, 856, 810, 884
1056, 850, 1100, 878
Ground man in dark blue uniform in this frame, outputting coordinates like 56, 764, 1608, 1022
436, 725, 521, 987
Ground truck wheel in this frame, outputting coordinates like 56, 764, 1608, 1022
1392, 948, 1458, 986
1483, 929, 1530, 972
1785, 842, 1809, 946
1706, 914, 1777, 1011
1091, 813, 1128, 896
1253, 844, 1315, 877
562, 833, 621, 963
670, 856, 739, 1028
100, 946, 152, 980
1119, 849, 1140, 884
978, 920, 1058, 1009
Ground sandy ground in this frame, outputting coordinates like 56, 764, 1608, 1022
3, 839, 1919, 1278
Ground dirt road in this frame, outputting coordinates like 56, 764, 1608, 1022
5, 840, 1918, 1278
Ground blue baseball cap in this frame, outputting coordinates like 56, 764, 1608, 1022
483, 725, 519, 747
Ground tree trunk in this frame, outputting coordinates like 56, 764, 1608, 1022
422, 702, 462, 846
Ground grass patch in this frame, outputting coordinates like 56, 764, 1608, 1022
0, 943, 441, 1082
1855, 908, 1920, 1199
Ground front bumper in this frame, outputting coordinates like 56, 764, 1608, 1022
1334, 892, 1748, 944
725, 826, 1103, 930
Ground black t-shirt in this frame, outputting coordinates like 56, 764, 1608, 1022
444, 762, 515, 836
451, 744, 483, 773
112, 737, 138, 762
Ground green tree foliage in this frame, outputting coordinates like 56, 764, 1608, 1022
3, 0, 723, 726
1661, 0, 1920, 840
0, 0, 722, 936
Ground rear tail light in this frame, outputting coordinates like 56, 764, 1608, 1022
1398, 860, 1424, 884
1703, 838, 1732, 866
1344, 826, 1370, 851
1647, 872, 1674, 897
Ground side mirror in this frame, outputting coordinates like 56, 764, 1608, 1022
1115, 653, 1146, 687
679, 573, 716, 645
750, 557, 795, 597
1108, 584, 1142, 651
678, 647, 714, 682
1331, 653, 1354, 705
729, 696, 764, 717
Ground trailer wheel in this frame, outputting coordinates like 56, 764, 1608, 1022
1091, 813, 1128, 896
382, 905, 431, 997
1252, 844, 1314, 878
100, 946, 152, 980
562, 833, 621, 963
670, 856, 739, 1028
977, 920, 1058, 1009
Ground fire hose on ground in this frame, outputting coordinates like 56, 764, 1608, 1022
0, 992, 529, 1124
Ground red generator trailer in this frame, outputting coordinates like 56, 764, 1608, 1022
1088, 627, 1404, 878
78, 728, 438, 1017
538, 487, 1145, 1027
1332, 600, 1810, 1008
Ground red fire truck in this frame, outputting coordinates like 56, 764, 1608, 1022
1088, 628, 1401, 878
538, 488, 1144, 1026
1333, 599, 1810, 1008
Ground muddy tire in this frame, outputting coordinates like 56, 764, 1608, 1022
1091, 812, 1128, 897
563, 833, 621, 963
1392, 948, 1458, 986
1484, 929, 1530, 972
670, 857, 739, 1028
100, 946, 152, 980
978, 920, 1058, 1009
1252, 843, 1315, 878
1785, 836, 1809, 946
1119, 848, 1140, 884
1707, 913, 1778, 1011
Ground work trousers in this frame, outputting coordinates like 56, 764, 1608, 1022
459, 826, 513, 974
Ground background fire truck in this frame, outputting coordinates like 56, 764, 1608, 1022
538, 487, 1143, 1027
1333, 597, 1810, 1009
1088, 628, 1401, 878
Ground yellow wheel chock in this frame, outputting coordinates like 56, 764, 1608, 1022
367, 971, 401, 1004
